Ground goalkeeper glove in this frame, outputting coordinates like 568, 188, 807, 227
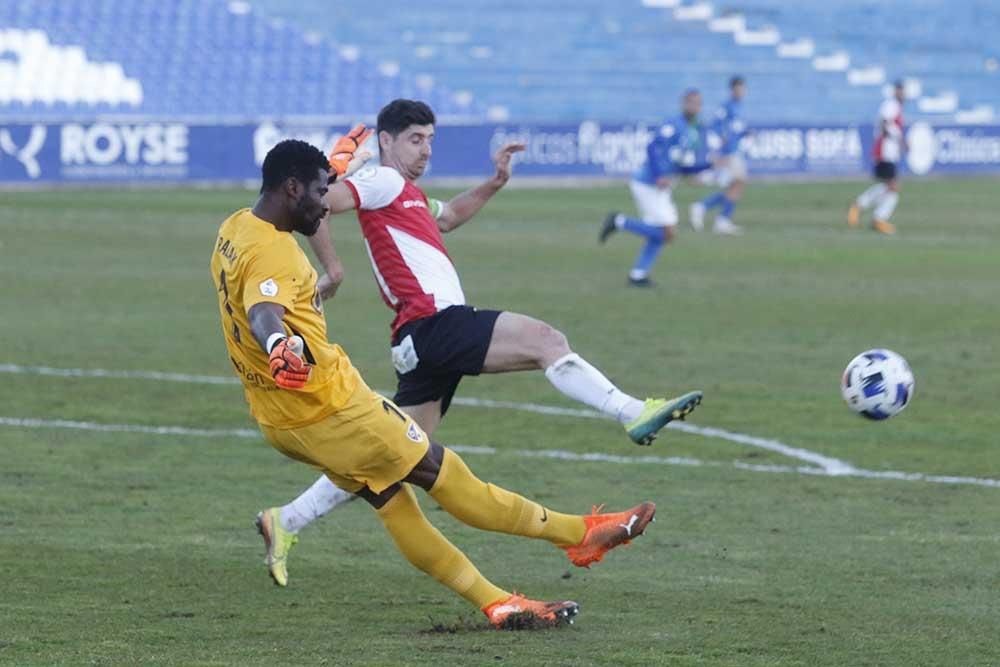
328, 124, 373, 181
268, 336, 311, 390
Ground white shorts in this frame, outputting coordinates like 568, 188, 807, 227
629, 180, 678, 227
715, 153, 748, 187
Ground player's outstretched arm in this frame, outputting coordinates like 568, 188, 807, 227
436, 142, 525, 233
307, 122, 376, 298
309, 174, 366, 300
248, 302, 311, 390
327, 124, 373, 183
308, 214, 346, 300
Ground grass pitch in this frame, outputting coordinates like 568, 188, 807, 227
1, 178, 999, 665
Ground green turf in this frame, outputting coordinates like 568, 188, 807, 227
1, 178, 999, 665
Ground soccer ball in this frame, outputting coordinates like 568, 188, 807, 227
840, 349, 915, 420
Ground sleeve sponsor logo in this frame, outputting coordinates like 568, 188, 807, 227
259, 279, 279, 297
406, 421, 425, 443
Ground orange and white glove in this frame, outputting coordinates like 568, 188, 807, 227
328, 123, 374, 180
268, 335, 311, 390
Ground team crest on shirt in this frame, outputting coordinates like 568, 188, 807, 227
406, 421, 424, 443
259, 279, 278, 297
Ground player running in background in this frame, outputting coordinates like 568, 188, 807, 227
599, 89, 719, 286
848, 80, 907, 235
690, 76, 749, 236
255, 100, 702, 587
214, 138, 657, 628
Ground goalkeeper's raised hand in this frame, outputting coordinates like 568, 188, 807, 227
268, 336, 311, 390
328, 124, 374, 181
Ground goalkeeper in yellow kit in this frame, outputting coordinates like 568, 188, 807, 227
210, 137, 657, 629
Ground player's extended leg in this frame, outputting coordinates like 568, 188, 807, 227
410, 443, 656, 567
848, 180, 888, 227
627, 225, 672, 285
364, 482, 580, 628
713, 178, 745, 236
872, 178, 899, 235
277, 475, 355, 533
600, 181, 677, 285
598, 212, 672, 286
483, 312, 702, 445
255, 475, 355, 586
259, 392, 585, 628
255, 399, 442, 586
691, 191, 725, 231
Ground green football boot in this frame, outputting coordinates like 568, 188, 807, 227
625, 391, 703, 446
255, 507, 299, 587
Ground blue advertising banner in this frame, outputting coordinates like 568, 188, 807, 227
2, 120, 999, 183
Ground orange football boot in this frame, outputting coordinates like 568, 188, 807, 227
482, 593, 579, 630
872, 219, 897, 235
562, 502, 656, 568
847, 204, 860, 227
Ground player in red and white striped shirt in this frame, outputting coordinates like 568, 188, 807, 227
848, 80, 906, 235
255, 100, 703, 585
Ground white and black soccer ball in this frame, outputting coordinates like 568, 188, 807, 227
840, 349, 915, 420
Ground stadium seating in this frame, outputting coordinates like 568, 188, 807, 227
247, 0, 999, 123
0, 0, 996, 123
0, 0, 482, 119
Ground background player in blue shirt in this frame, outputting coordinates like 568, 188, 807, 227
599, 88, 718, 286
691, 76, 748, 236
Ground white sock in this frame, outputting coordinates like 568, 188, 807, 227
873, 191, 899, 221
279, 475, 355, 533
544, 352, 644, 423
857, 183, 887, 209
614, 213, 626, 229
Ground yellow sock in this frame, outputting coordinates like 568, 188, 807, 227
376, 484, 508, 609
429, 448, 586, 547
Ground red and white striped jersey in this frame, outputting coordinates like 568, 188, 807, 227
874, 98, 904, 164
344, 165, 465, 336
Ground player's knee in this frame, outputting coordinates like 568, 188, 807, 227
403, 441, 444, 491
661, 227, 674, 243
534, 322, 570, 363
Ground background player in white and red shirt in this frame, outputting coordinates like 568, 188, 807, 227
848, 80, 906, 235
255, 99, 703, 586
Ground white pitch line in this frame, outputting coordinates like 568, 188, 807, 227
3, 415, 1000, 489
0, 416, 259, 439
450, 395, 601, 420
667, 421, 856, 475
0, 362, 854, 472
442, 396, 853, 475
0, 363, 239, 385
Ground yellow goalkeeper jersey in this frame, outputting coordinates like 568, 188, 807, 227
210, 208, 359, 428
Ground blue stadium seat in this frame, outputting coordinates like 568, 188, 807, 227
0, 0, 995, 122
